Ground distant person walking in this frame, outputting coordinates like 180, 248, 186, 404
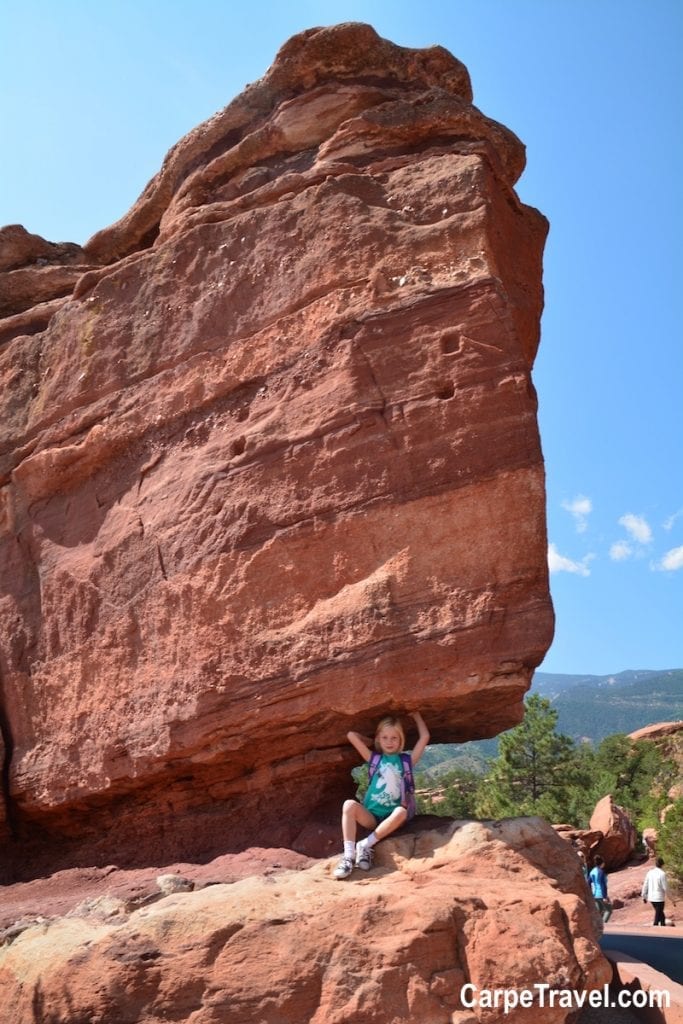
642, 857, 669, 926
589, 855, 613, 923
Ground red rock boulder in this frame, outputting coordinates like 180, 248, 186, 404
589, 795, 637, 870
0, 23, 553, 875
0, 818, 610, 1024
553, 824, 604, 861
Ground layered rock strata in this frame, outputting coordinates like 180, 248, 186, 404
0, 23, 553, 871
0, 819, 610, 1024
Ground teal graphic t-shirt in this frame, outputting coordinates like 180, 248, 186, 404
363, 753, 404, 819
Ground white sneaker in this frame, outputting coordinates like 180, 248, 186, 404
333, 856, 354, 880
355, 841, 374, 871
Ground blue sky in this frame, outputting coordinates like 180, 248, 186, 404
1, 0, 681, 676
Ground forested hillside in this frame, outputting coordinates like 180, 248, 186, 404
422, 668, 683, 774
538, 668, 683, 741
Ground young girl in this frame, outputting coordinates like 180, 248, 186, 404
333, 710, 430, 879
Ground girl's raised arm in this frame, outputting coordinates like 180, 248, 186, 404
347, 730, 374, 763
408, 711, 430, 766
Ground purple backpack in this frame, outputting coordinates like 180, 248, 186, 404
368, 751, 417, 820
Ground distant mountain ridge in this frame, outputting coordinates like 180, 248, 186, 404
420, 668, 683, 777
532, 668, 665, 699
532, 667, 683, 742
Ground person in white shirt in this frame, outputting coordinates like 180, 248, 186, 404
641, 857, 669, 926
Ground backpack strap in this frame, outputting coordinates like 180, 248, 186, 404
368, 751, 382, 781
399, 752, 415, 792
400, 752, 416, 820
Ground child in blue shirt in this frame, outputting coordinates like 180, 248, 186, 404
589, 855, 613, 922
333, 711, 430, 879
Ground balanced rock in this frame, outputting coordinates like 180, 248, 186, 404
0, 23, 552, 873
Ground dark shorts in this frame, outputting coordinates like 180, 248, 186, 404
364, 804, 401, 824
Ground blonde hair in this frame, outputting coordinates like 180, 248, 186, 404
374, 716, 405, 752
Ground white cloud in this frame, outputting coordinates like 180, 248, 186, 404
663, 509, 683, 531
610, 540, 633, 562
653, 545, 683, 572
561, 495, 593, 533
548, 543, 594, 577
618, 513, 653, 545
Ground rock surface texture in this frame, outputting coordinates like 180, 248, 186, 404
0, 23, 552, 873
0, 819, 610, 1024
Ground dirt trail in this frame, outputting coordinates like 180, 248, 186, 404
606, 858, 680, 929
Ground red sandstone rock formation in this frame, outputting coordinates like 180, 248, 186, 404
0, 23, 552, 872
0, 819, 610, 1024
553, 824, 604, 861
629, 721, 683, 742
589, 796, 637, 870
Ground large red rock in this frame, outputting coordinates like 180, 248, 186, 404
0, 23, 553, 873
0, 819, 610, 1024
589, 796, 637, 870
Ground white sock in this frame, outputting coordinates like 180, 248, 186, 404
363, 831, 379, 849
343, 840, 356, 859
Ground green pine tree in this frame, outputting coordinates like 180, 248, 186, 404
658, 799, 683, 890
475, 693, 585, 822
567, 734, 674, 830
417, 767, 481, 818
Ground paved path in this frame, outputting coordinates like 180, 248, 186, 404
602, 927, 683, 985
